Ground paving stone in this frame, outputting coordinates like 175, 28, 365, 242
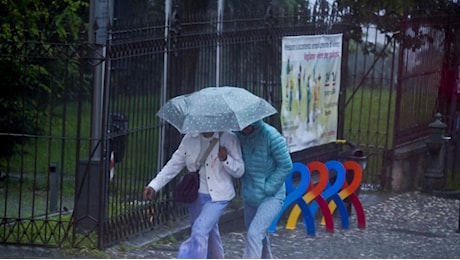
108, 191, 460, 259
1, 191, 460, 259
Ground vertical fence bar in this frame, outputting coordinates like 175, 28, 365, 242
216, 0, 224, 87
159, 0, 172, 171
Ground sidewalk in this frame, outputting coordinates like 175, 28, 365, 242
108, 190, 460, 258
1, 190, 460, 258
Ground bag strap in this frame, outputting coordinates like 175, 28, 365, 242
197, 132, 221, 168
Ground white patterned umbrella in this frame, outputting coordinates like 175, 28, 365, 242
157, 86, 277, 133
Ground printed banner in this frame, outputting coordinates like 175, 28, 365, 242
280, 34, 342, 153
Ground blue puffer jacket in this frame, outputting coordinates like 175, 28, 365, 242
235, 120, 293, 207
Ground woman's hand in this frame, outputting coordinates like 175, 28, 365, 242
143, 186, 156, 200
218, 146, 228, 161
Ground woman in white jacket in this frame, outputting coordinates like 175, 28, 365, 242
143, 131, 244, 258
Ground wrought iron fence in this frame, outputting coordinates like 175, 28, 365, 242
1, 0, 457, 249
0, 28, 100, 247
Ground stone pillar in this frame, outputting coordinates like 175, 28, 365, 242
423, 113, 447, 192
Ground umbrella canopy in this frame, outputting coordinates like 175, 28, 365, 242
157, 86, 277, 133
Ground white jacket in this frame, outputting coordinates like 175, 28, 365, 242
148, 132, 244, 202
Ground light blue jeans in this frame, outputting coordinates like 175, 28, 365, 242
243, 197, 283, 259
177, 193, 229, 259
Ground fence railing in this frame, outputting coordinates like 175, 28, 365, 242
2, 1, 456, 249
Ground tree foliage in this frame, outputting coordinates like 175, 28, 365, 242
0, 0, 88, 160
336, 0, 460, 45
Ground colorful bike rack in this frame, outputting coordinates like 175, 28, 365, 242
269, 160, 366, 235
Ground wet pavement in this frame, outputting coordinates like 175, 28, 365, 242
108, 190, 460, 258
2, 190, 460, 258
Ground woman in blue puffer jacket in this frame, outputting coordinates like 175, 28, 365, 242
235, 120, 293, 258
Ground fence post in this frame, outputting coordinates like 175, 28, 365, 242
423, 112, 447, 192
49, 163, 58, 212
74, 159, 106, 233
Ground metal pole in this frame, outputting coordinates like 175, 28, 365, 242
216, 0, 224, 87
454, 114, 460, 180
78, 0, 112, 248
457, 203, 460, 233
89, 0, 113, 160
158, 0, 172, 170
443, 136, 451, 180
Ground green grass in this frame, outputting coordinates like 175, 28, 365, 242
342, 86, 396, 187
445, 154, 460, 189
1, 94, 163, 247
2, 93, 159, 178
3, 86, 395, 198
445, 175, 460, 189
343, 85, 396, 147
2, 101, 92, 177
0, 178, 74, 218
343, 86, 460, 190
0, 101, 92, 219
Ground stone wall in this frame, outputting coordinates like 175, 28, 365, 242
385, 140, 428, 192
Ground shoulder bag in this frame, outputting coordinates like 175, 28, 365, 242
174, 136, 219, 203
